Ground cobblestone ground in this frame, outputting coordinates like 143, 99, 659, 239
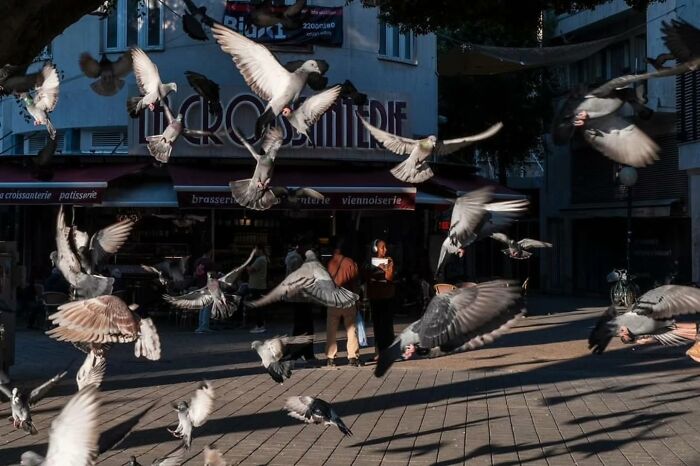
2, 295, 700, 465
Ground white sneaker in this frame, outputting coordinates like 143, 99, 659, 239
249, 326, 267, 334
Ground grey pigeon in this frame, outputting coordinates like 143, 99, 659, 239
358, 114, 503, 183
660, 19, 700, 65
251, 335, 313, 384
185, 70, 222, 118
249, 0, 308, 30
75, 344, 108, 391
375, 280, 524, 377
127, 48, 177, 118
491, 233, 552, 260
436, 188, 529, 275
55, 205, 115, 299
211, 22, 323, 137
284, 59, 329, 91
79, 52, 133, 96
247, 250, 358, 309
203, 445, 228, 466
148, 254, 191, 291
284, 396, 352, 436
128, 443, 186, 465
31, 135, 57, 181
283, 85, 342, 147
229, 125, 285, 210
163, 271, 241, 320
19, 386, 100, 466
182, 0, 215, 41
47, 295, 162, 361
0, 369, 67, 434
168, 381, 215, 449
589, 285, 700, 354
70, 215, 136, 275
20, 63, 60, 140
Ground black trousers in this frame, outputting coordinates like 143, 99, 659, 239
371, 298, 395, 353
248, 288, 266, 327
292, 302, 316, 360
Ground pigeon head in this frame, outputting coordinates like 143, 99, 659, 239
304, 250, 317, 261
165, 82, 178, 95
20, 92, 32, 105
128, 456, 141, 466
588, 305, 619, 354
175, 114, 184, 123
299, 60, 322, 75
174, 400, 189, 412
11, 387, 18, 399
251, 340, 263, 350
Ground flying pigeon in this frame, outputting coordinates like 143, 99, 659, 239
284, 396, 352, 436
182, 0, 215, 41
265, 186, 326, 208
375, 280, 524, 377
284, 59, 330, 91
47, 295, 162, 361
18, 385, 100, 466
31, 135, 57, 181
660, 19, 700, 65
589, 285, 700, 355
128, 443, 186, 466
229, 125, 284, 210
211, 22, 324, 137
358, 114, 503, 183
339, 79, 368, 106
185, 70, 222, 118
75, 344, 108, 391
249, 0, 308, 30
127, 48, 177, 118
20, 63, 60, 139
283, 85, 342, 147
251, 335, 313, 384
168, 381, 215, 449
79, 52, 133, 96
490, 233, 552, 260
89, 0, 118, 19
148, 255, 191, 291
55, 205, 115, 299
0, 369, 67, 434
70, 215, 136, 275
436, 188, 529, 275
203, 445, 228, 466
246, 250, 358, 309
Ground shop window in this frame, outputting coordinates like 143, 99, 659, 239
103, 0, 163, 52
378, 21, 416, 63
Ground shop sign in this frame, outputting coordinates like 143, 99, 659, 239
177, 190, 415, 210
222, 1, 343, 47
0, 188, 103, 204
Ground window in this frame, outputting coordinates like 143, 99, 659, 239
25, 133, 64, 154
378, 21, 415, 63
103, 0, 163, 51
90, 129, 128, 153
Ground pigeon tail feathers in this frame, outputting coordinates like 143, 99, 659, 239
334, 417, 353, 436
390, 160, 434, 184
256, 108, 276, 139
375, 338, 403, 377
134, 318, 161, 361
45, 119, 56, 140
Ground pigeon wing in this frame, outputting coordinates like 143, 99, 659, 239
153, 443, 187, 466
583, 114, 659, 167
90, 219, 136, 265
434, 122, 503, 156
79, 52, 102, 78
185, 70, 220, 102
448, 187, 493, 245
29, 370, 68, 404
220, 247, 257, 286
131, 47, 162, 95
34, 64, 60, 112
301, 276, 358, 308
279, 334, 314, 360
490, 232, 511, 245
247, 269, 315, 307
112, 51, 133, 78
162, 288, 214, 310
189, 381, 215, 427
295, 85, 342, 127
518, 238, 552, 249
211, 22, 291, 102
662, 19, 700, 63
357, 114, 416, 155
231, 125, 261, 161
43, 386, 100, 466
284, 396, 313, 422
47, 295, 140, 343
633, 285, 700, 320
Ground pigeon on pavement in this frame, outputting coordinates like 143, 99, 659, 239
79, 52, 133, 96
284, 396, 352, 436
490, 233, 552, 260
185, 70, 222, 118
589, 285, 700, 354
246, 250, 358, 309
436, 188, 529, 275
47, 295, 162, 361
358, 114, 503, 183
127, 48, 177, 118
0, 369, 67, 434
18, 385, 100, 466
251, 335, 314, 384
211, 22, 324, 137
20, 63, 60, 139
168, 381, 215, 448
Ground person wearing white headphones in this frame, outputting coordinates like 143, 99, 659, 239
364, 239, 395, 359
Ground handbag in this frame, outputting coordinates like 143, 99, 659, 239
356, 309, 368, 347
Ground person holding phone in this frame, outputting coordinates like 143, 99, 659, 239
365, 239, 395, 358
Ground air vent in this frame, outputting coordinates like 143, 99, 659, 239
26, 133, 64, 154
91, 130, 127, 149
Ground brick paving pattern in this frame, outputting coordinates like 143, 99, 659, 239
1, 295, 700, 465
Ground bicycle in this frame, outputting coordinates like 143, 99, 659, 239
607, 269, 639, 308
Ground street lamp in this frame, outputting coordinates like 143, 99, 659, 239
618, 166, 638, 272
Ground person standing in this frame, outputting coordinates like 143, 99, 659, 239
287, 242, 317, 363
326, 238, 361, 367
193, 248, 215, 334
365, 239, 396, 358
248, 244, 269, 334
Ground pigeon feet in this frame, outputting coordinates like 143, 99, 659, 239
402, 344, 417, 360
148, 103, 156, 111
573, 111, 588, 127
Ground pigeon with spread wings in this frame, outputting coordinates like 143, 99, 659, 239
252, 335, 313, 384
246, 250, 358, 309
375, 280, 524, 377
358, 114, 502, 183
71, 215, 136, 275
283, 85, 342, 147
182, 0, 215, 41
211, 22, 324, 137
0, 369, 67, 434
491, 232, 552, 260
127, 47, 177, 118
20, 63, 60, 139
185, 70, 222, 118
284, 396, 352, 436
79, 51, 133, 96
168, 381, 215, 448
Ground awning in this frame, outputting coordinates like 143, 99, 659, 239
560, 199, 679, 218
101, 180, 178, 207
427, 174, 525, 200
0, 163, 145, 204
169, 165, 417, 210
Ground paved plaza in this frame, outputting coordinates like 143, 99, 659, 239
2, 295, 700, 465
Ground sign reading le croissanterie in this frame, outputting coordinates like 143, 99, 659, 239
222, 1, 343, 47
0, 189, 102, 204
